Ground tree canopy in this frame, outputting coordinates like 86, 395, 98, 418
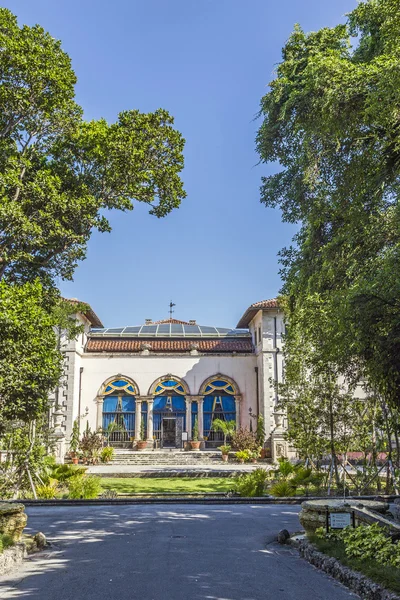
257, 0, 400, 407
0, 8, 186, 286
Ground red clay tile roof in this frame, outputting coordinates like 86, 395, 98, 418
236, 298, 280, 329
86, 338, 253, 354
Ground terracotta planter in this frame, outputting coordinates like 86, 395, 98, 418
71, 457, 79, 465
221, 454, 228, 462
238, 459, 244, 464
190, 441, 201, 451
136, 441, 148, 451
251, 459, 257, 464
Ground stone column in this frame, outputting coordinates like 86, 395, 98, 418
135, 399, 142, 440
145, 397, 154, 441
271, 411, 288, 462
185, 398, 192, 440
234, 395, 241, 430
197, 397, 204, 440
96, 395, 105, 430
53, 407, 66, 464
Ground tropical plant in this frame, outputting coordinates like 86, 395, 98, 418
220, 445, 231, 456
192, 417, 199, 442
234, 468, 267, 497
212, 419, 236, 445
269, 480, 296, 498
100, 447, 115, 463
274, 458, 295, 479
100, 421, 123, 446
67, 475, 101, 499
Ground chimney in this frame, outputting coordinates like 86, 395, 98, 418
189, 320, 196, 325
145, 319, 153, 325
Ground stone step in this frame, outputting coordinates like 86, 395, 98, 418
108, 451, 224, 466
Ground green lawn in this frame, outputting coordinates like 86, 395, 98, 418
100, 477, 235, 495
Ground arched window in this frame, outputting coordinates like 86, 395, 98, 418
102, 378, 137, 446
202, 378, 236, 447
152, 378, 187, 447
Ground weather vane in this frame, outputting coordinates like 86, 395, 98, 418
169, 301, 176, 319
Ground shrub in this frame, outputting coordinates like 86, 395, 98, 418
269, 480, 296, 497
0, 534, 14, 553
234, 468, 267, 497
67, 475, 101, 499
231, 427, 258, 452
80, 430, 103, 463
36, 483, 59, 499
101, 447, 115, 463
315, 522, 400, 568
51, 464, 87, 482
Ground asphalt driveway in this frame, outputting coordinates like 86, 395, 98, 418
0, 504, 358, 600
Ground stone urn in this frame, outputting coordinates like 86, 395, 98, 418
0, 503, 27, 542
136, 441, 148, 451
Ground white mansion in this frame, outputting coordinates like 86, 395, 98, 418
53, 298, 288, 461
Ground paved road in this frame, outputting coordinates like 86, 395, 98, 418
0, 505, 358, 600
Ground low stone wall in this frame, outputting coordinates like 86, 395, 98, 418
0, 543, 27, 576
298, 539, 400, 600
0, 503, 27, 542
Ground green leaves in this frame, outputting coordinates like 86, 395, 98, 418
0, 281, 65, 427
0, 9, 186, 285
257, 0, 400, 408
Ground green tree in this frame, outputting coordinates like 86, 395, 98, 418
0, 8, 186, 286
0, 281, 66, 428
256, 0, 400, 408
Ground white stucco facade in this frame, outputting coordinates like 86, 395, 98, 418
54, 299, 286, 460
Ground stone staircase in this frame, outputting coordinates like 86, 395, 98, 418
110, 449, 222, 466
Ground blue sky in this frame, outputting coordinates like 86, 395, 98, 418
7, 0, 355, 328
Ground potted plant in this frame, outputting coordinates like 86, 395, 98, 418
212, 418, 236, 446
190, 417, 201, 450
220, 445, 231, 462
236, 450, 250, 464
136, 417, 147, 450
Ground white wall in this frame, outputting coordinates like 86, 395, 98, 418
78, 353, 257, 432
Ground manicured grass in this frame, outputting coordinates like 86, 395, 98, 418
310, 536, 400, 594
100, 477, 235, 495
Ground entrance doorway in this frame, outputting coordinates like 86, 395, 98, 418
162, 418, 176, 447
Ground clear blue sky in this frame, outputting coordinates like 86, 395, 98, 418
6, 0, 355, 328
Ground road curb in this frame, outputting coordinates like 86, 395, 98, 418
7, 494, 397, 507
